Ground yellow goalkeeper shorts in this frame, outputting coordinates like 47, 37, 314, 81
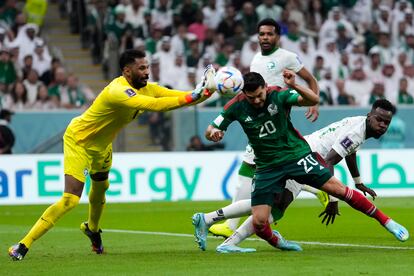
63, 128, 112, 183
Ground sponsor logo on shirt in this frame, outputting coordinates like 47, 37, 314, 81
245, 116, 252, 122
83, 168, 89, 176
340, 137, 353, 149
124, 88, 136, 97
267, 104, 278, 116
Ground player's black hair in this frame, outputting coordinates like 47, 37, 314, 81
243, 72, 265, 93
119, 49, 146, 70
371, 99, 396, 114
257, 18, 281, 35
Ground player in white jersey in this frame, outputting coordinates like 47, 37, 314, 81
250, 18, 319, 120
197, 99, 396, 253
209, 18, 324, 238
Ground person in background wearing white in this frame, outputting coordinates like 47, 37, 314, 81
319, 7, 355, 46
60, 74, 95, 109
240, 35, 259, 68
124, 0, 145, 32
296, 37, 315, 71
255, 0, 282, 22
170, 54, 189, 90
344, 66, 373, 106
365, 47, 384, 83
30, 83, 58, 110
3, 81, 29, 111
202, 0, 224, 30
23, 69, 42, 105
382, 64, 400, 105
32, 38, 52, 77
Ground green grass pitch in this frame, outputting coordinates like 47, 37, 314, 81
1, 197, 413, 275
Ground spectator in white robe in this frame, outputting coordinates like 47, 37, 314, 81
344, 66, 373, 106
241, 35, 258, 68
32, 38, 51, 77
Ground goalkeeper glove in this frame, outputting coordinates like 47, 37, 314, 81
185, 64, 216, 103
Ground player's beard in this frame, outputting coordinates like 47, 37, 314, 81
260, 41, 276, 54
131, 75, 148, 89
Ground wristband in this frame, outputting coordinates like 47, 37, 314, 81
353, 176, 362, 184
184, 93, 198, 103
184, 88, 212, 104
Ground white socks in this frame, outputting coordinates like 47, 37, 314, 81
227, 175, 253, 230
301, 184, 320, 196
204, 199, 252, 226
221, 214, 274, 246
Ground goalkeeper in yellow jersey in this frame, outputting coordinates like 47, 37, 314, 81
8, 49, 217, 261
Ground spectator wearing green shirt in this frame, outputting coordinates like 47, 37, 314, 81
105, 4, 132, 47
0, 48, 16, 86
398, 77, 414, 104
47, 66, 67, 106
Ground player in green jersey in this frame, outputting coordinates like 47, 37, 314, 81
192, 71, 409, 251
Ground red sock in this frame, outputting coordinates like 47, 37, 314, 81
343, 187, 390, 225
253, 221, 279, 247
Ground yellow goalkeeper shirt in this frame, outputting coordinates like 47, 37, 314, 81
67, 76, 190, 150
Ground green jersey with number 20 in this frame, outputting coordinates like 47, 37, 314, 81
212, 87, 311, 170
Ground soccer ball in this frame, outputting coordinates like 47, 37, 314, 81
214, 66, 244, 95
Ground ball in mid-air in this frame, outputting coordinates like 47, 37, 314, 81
214, 66, 244, 95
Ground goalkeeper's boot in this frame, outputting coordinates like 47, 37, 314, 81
192, 213, 208, 251
384, 219, 409, 242
80, 222, 104, 254
209, 221, 234, 239
273, 230, 303, 251
316, 190, 330, 207
216, 244, 256, 253
8, 243, 28, 261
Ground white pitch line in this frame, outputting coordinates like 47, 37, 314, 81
105, 229, 414, 251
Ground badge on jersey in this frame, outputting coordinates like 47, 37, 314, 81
340, 136, 353, 149
267, 104, 278, 116
124, 88, 136, 97
267, 61, 276, 71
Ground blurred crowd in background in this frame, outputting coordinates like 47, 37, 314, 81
0, 0, 413, 151
76, 0, 414, 107
2, 0, 414, 111
0, 0, 95, 112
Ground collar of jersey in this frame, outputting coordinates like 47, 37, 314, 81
261, 46, 278, 56
119, 76, 137, 89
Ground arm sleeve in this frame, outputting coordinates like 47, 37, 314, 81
286, 52, 304, 73
151, 84, 191, 98
279, 89, 300, 106
110, 83, 191, 111
331, 126, 364, 158
211, 109, 235, 131
121, 93, 187, 111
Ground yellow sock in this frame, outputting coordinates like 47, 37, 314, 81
20, 193, 80, 248
88, 179, 109, 232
